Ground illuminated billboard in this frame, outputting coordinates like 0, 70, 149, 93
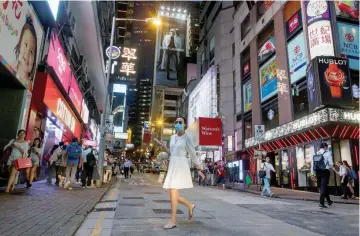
155, 6, 188, 87
112, 84, 127, 133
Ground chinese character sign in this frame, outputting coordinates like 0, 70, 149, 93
0, 1, 44, 89
276, 69, 289, 96
121, 47, 137, 61
120, 62, 136, 76
305, 0, 334, 59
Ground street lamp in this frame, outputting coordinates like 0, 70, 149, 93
97, 16, 161, 185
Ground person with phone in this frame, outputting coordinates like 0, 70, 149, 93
157, 116, 204, 230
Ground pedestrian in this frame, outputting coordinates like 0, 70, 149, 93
124, 158, 131, 179
103, 149, 113, 183
260, 157, 275, 197
233, 163, 239, 184
4, 130, 29, 193
90, 149, 100, 188
157, 116, 204, 230
49, 142, 65, 186
334, 161, 354, 199
64, 137, 83, 190
81, 146, 96, 188
198, 160, 206, 186
216, 163, 226, 190
207, 162, 215, 186
343, 160, 357, 199
46, 144, 59, 184
311, 142, 334, 209
26, 138, 42, 188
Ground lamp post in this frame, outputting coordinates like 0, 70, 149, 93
98, 16, 161, 185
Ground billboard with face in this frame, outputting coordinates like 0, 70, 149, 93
155, 15, 187, 88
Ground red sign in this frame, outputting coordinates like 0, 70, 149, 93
243, 61, 250, 77
69, 74, 82, 114
198, 117, 222, 146
83, 139, 98, 147
286, 11, 302, 38
43, 74, 81, 138
47, 31, 71, 92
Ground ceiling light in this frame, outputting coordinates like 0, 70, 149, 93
184, 9, 187, 13
177, 8, 181, 12
160, 6, 165, 10
159, 11, 163, 16
172, 8, 176, 12
167, 7, 170, 11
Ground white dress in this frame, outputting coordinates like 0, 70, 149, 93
163, 133, 199, 189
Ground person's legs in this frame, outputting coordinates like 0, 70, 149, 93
25, 168, 31, 184
29, 165, 38, 184
69, 164, 77, 187
6, 165, 17, 192
81, 165, 87, 187
108, 167, 112, 182
87, 165, 93, 187
55, 166, 60, 185
319, 171, 327, 206
169, 188, 178, 224
261, 177, 270, 196
47, 163, 53, 183
324, 170, 331, 203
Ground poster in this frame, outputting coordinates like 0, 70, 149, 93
69, 74, 82, 115
337, 22, 359, 70
258, 36, 276, 64
335, 0, 359, 21
259, 56, 278, 102
287, 31, 307, 84
286, 11, 302, 38
155, 16, 187, 87
0, 1, 44, 89
242, 79, 252, 112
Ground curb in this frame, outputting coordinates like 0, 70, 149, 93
231, 187, 359, 205
70, 180, 117, 236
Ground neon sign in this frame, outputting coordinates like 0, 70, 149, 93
56, 98, 76, 133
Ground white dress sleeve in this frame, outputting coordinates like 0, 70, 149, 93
184, 134, 199, 166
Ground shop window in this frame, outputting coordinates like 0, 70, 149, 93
209, 37, 215, 64
241, 47, 251, 78
261, 99, 278, 130
243, 113, 252, 139
292, 78, 309, 120
241, 14, 251, 40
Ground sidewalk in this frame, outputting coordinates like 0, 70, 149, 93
227, 183, 359, 205
0, 180, 113, 236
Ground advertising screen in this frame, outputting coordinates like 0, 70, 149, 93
155, 15, 187, 87
0, 1, 44, 89
337, 22, 359, 70
69, 74, 82, 114
242, 79, 252, 112
48, 31, 71, 92
335, 0, 359, 21
287, 31, 307, 84
258, 36, 276, 65
81, 99, 89, 124
112, 84, 127, 132
286, 11, 302, 38
259, 56, 278, 102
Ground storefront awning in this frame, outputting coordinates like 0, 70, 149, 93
245, 108, 359, 149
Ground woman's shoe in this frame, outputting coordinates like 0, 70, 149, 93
188, 204, 195, 220
164, 221, 176, 230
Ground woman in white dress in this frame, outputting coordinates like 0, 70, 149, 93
158, 117, 205, 229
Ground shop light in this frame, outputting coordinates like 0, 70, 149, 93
183, 9, 187, 13
320, 127, 330, 137
167, 7, 170, 11
296, 134, 304, 143
177, 8, 181, 12
314, 128, 323, 138
160, 6, 165, 10
172, 8, 176, 11
341, 126, 351, 138
280, 139, 287, 148
308, 130, 317, 139
159, 11, 163, 16
354, 146, 359, 166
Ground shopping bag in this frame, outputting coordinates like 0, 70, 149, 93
246, 174, 253, 185
14, 158, 32, 170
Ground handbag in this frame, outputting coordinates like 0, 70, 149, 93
246, 174, 253, 185
258, 163, 267, 179
14, 158, 33, 170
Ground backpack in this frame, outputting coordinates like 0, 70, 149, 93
86, 150, 96, 167
313, 152, 328, 171
68, 144, 81, 160
54, 148, 63, 166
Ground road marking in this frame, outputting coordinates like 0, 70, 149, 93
89, 181, 119, 236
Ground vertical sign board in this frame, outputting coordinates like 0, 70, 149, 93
254, 125, 265, 141
198, 117, 222, 146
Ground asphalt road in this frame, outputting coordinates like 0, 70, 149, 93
76, 173, 359, 236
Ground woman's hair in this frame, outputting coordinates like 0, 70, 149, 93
17, 129, 26, 136
50, 145, 59, 155
14, 13, 38, 80
343, 160, 351, 169
31, 138, 41, 148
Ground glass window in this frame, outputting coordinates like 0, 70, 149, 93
241, 14, 251, 40
243, 114, 252, 139
209, 37, 215, 64
292, 81, 309, 120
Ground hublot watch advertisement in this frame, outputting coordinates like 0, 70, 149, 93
307, 56, 353, 112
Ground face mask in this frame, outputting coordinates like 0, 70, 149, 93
174, 123, 184, 131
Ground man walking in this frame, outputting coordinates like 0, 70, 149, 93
81, 146, 96, 188
124, 158, 132, 179
311, 143, 334, 209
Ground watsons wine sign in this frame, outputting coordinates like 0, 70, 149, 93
198, 117, 222, 146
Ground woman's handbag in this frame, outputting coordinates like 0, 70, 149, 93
246, 174, 253, 185
258, 163, 267, 178
14, 158, 32, 170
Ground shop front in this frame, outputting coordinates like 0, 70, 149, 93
243, 108, 360, 195
27, 72, 82, 159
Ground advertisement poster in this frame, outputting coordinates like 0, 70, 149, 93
242, 80, 252, 112
337, 22, 359, 70
258, 36, 276, 64
335, 0, 359, 21
286, 11, 302, 38
0, 1, 44, 89
155, 16, 187, 87
69, 74, 82, 115
243, 61, 250, 77
307, 62, 320, 112
81, 99, 89, 124
305, 0, 330, 24
47, 31, 71, 92
287, 31, 307, 84
198, 117, 222, 146
317, 56, 352, 107
259, 56, 278, 102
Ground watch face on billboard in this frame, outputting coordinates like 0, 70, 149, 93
317, 56, 353, 107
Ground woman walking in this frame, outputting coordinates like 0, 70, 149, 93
4, 130, 29, 193
343, 160, 356, 199
26, 138, 42, 188
157, 116, 204, 230
335, 161, 354, 199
